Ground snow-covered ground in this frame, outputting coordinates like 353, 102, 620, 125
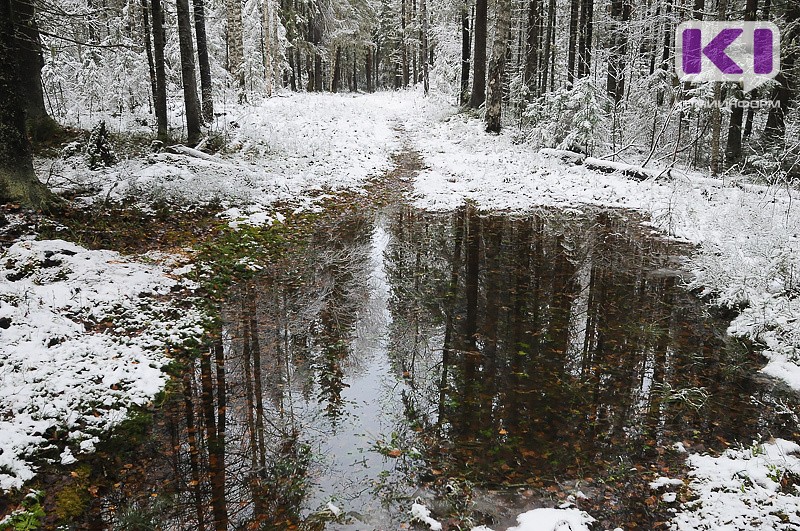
7, 90, 800, 528
44, 92, 415, 217
0, 239, 204, 491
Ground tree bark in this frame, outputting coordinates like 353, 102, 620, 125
331, 46, 342, 92
150, 0, 168, 140
540, 0, 555, 94
460, 2, 471, 104
485, 0, 510, 132
468, 0, 487, 107
0, 0, 54, 209
764, 2, 797, 141
13, 0, 59, 140
567, 0, 579, 86
193, 0, 214, 121
226, 0, 246, 98
710, 0, 727, 176
401, 0, 409, 86
366, 46, 374, 92
140, 0, 157, 117
263, 0, 273, 96
577, 0, 593, 78
606, 0, 630, 102
176, 0, 203, 146
524, 0, 540, 93
421, 0, 429, 94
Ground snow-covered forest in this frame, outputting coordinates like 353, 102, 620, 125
1, 0, 800, 528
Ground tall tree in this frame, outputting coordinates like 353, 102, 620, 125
0, 0, 54, 209
459, 1, 471, 104
485, 0, 511, 132
606, 0, 630, 102
263, 0, 274, 96
764, 1, 798, 140
710, 0, 728, 176
150, 0, 168, 140
724, 0, 757, 164
226, 0, 246, 99
401, 0, 409, 86
331, 46, 342, 91
176, 0, 203, 145
577, 0, 593, 78
193, 0, 214, 121
140, 0, 157, 118
468, 0, 487, 107
567, 0, 579, 85
13, 0, 58, 139
524, 0, 541, 93
421, 0, 429, 94
540, 0, 556, 93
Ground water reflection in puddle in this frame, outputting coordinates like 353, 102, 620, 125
98, 205, 799, 531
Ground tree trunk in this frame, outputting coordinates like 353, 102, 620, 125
331, 46, 342, 92
485, 0, 510, 132
263, 0, 273, 96
141, 0, 157, 115
176, 0, 203, 146
226, 0, 245, 98
710, 0, 727, 175
567, 0, 579, 86
524, 0, 540, 93
577, 0, 593, 78
401, 0, 409, 86
0, 0, 54, 209
151, 0, 168, 140
421, 0, 429, 94
540, 0, 555, 94
764, 2, 797, 141
193, 0, 214, 121
366, 46, 374, 92
468, 0, 487, 107
606, 0, 630, 102
13, 0, 59, 140
311, 8, 323, 92
460, 2, 471, 104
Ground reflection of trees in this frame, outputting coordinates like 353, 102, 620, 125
101, 208, 376, 530
95, 204, 798, 530
383, 206, 793, 490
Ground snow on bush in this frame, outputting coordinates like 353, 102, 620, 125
0, 239, 205, 491
410, 502, 443, 530
673, 439, 800, 530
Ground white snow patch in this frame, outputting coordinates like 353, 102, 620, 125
325, 501, 342, 517
650, 477, 684, 489
0, 239, 205, 491
673, 439, 800, 530
506, 508, 595, 531
410, 502, 443, 530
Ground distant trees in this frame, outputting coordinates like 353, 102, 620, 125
0, 0, 795, 181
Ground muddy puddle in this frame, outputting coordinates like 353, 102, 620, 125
79, 204, 799, 530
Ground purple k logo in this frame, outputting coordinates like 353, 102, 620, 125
675, 21, 780, 92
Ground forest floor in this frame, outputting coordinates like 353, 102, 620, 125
1, 90, 800, 530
